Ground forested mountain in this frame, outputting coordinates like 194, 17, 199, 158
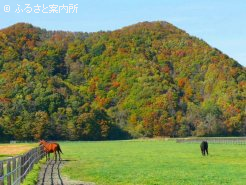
0, 21, 245, 141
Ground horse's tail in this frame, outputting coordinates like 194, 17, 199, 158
57, 144, 63, 154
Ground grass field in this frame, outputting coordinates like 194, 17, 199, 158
60, 140, 246, 185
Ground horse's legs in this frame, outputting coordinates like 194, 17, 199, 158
55, 151, 57, 162
58, 151, 61, 161
202, 149, 205, 156
52, 152, 55, 161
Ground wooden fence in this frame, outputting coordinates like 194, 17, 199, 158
176, 137, 246, 144
0, 146, 45, 185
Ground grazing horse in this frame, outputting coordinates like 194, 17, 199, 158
39, 140, 63, 161
200, 141, 208, 156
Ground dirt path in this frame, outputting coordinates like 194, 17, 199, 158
37, 160, 95, 185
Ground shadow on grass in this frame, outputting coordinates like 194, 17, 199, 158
60, 159, 77, 162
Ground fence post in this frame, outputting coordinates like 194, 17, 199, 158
20, 156, 24, 183
23, 154, 27, 180
0, 161, 4, 185
27, 152, 30, 174
37, 147, 40, 161
7, 160, 11, 185
17, 157, 21, 185
29, 151, 32, 173
29, 150, 33, 172
12, 158, 16, 184
36, 147, 39, 162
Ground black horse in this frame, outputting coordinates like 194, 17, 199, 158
200, 141, 208, 156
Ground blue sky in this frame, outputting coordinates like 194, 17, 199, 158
0, 0, 245, 66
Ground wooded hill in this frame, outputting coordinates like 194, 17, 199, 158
0, 21, 245, 141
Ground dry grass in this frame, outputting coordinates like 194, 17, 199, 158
0, 143, 37, 156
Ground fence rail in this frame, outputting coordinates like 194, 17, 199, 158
0, 146, 45, 185
176, 137, 246, 144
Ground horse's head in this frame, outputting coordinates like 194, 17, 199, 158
39, 139, 45, 146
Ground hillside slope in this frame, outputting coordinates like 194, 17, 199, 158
0, 21, 245, 140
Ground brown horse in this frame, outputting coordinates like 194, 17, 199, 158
39, 140, 63, 161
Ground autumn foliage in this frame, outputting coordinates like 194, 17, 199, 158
0, 22, 245, 141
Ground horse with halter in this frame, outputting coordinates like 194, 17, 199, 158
39, 140, 63, 161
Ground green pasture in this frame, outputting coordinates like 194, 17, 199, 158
59, 140, 246, 185
3, 140, 246, 185
0, 154, 9, 160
